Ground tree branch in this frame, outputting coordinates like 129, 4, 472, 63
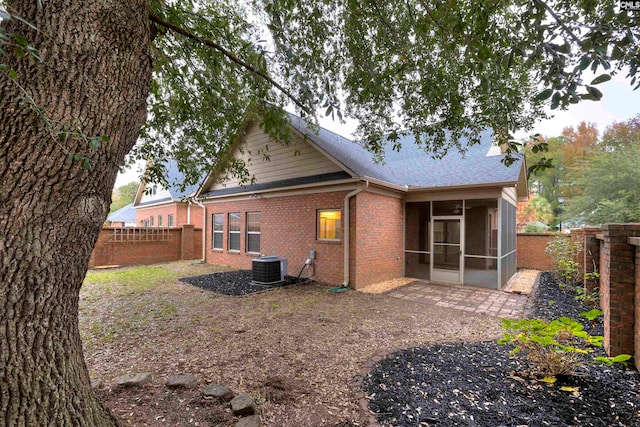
533, 0, 582, 45
149, 13, 312, 115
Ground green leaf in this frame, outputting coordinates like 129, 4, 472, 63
611, 354, 632, 363
590, 74, 611, 85
534, 88, 553, 101
586, 86, 603, 100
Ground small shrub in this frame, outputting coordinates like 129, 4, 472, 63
498, 310, 629, 378
545, 235, 582, 287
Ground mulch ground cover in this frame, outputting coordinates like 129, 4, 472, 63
364, 272, 640, 426
179, 269, 308, 296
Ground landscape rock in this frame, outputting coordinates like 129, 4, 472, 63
166, 374, 197, 389
203, 384, 235, 401
116, 373, 152, 388
90, 379, 102, 390
230, 394, 256, 416
236, 415, 261, 427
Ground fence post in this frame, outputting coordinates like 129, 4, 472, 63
600, 224, 640, 358
181, 224, 195, 260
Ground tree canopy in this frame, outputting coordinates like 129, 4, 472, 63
124, 0, 640, 183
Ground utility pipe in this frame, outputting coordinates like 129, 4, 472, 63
342, 180, 369, 286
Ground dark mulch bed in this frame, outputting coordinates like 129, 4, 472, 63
179, 269, 308, 296
364, 272, 640, 426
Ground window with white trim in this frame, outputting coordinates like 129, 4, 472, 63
317, 209, 341, 241
158, 215, 163, 227
228, 213, 241, 251
150, 216, 154, 227
168, 214, 174, 228
246, 212, 261, 253
212, 214, 223, 249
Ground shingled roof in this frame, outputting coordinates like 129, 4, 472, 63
287, 114, 523, 190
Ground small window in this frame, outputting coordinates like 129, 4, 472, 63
228, 213, 241, 251
168, 214, 174, 228
158, 215, 163, 227
246, 212, 261, 253
318, 209, 341, 241
213, 214, 223, 250
150, 216, 154, 227
152, 185, 158, 195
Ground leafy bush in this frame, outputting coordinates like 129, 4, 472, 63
498, 310, 630, 378
523, 222, 549, 233
545, 235, 582, 286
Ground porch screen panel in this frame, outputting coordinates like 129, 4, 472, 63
405, 202, 430, 280
464, 199, 498, 289
500, 199, 517, 287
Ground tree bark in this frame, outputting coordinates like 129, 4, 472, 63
0, 1, 151, 425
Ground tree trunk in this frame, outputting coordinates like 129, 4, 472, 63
0, 1, 151, 425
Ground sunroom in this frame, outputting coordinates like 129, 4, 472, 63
404, 192, 517, 290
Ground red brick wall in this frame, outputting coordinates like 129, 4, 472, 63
516, 233, 555, 271
204, 191, 349, 285
352, 191, 403, 288
88, 226, 203, 268
598, 224, 640, 358
136, 203, 203, 228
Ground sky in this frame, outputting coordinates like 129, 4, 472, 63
115, 75, 640, 187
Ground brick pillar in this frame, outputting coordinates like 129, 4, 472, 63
632, 238, 640, 370
582, 227, 602, 292
181, 224, 195, 260
600, 224, 640, 357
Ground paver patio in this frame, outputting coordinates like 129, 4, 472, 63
387, 281, 529, 319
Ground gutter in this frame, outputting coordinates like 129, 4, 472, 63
342, 180, 369, 286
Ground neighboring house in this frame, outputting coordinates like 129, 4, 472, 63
106, 203, 137, 227
196, 114, 528, 290
133, 159, 204, 229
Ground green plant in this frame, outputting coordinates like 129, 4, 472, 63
545, 235, 582, 287
498, 310, 629, 378
575, 287, 599, 307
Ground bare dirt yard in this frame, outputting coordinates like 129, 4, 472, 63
80, 261, 504, 426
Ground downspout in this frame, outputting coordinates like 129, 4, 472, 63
195, 200, 207, 263
342, 180, 369, 287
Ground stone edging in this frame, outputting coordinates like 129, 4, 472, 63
351, 351, 399, 427
522, 271, 542, 319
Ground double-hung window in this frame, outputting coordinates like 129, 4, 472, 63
150, 216, 154, 227
212, 214, 223, 249
317, 209, 341, 241
246, 212, 261, 253
228, 213, 241, 251
168, 214, 174, 228
158, 215, 163, 227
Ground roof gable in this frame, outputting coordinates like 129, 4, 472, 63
199, 121, 350, 195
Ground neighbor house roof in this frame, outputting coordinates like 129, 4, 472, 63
287, 114, 524, 190
107, 203, 137, 223
134, 159, 204, 207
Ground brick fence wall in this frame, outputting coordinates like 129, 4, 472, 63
516, 233, 555, 271
564, 224, 640, 370
88, 225, 203, 268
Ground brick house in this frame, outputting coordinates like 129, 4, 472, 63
133, 159, 204, 229
196, 115, 528, 290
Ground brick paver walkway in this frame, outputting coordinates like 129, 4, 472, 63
388, 280, 528, 319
